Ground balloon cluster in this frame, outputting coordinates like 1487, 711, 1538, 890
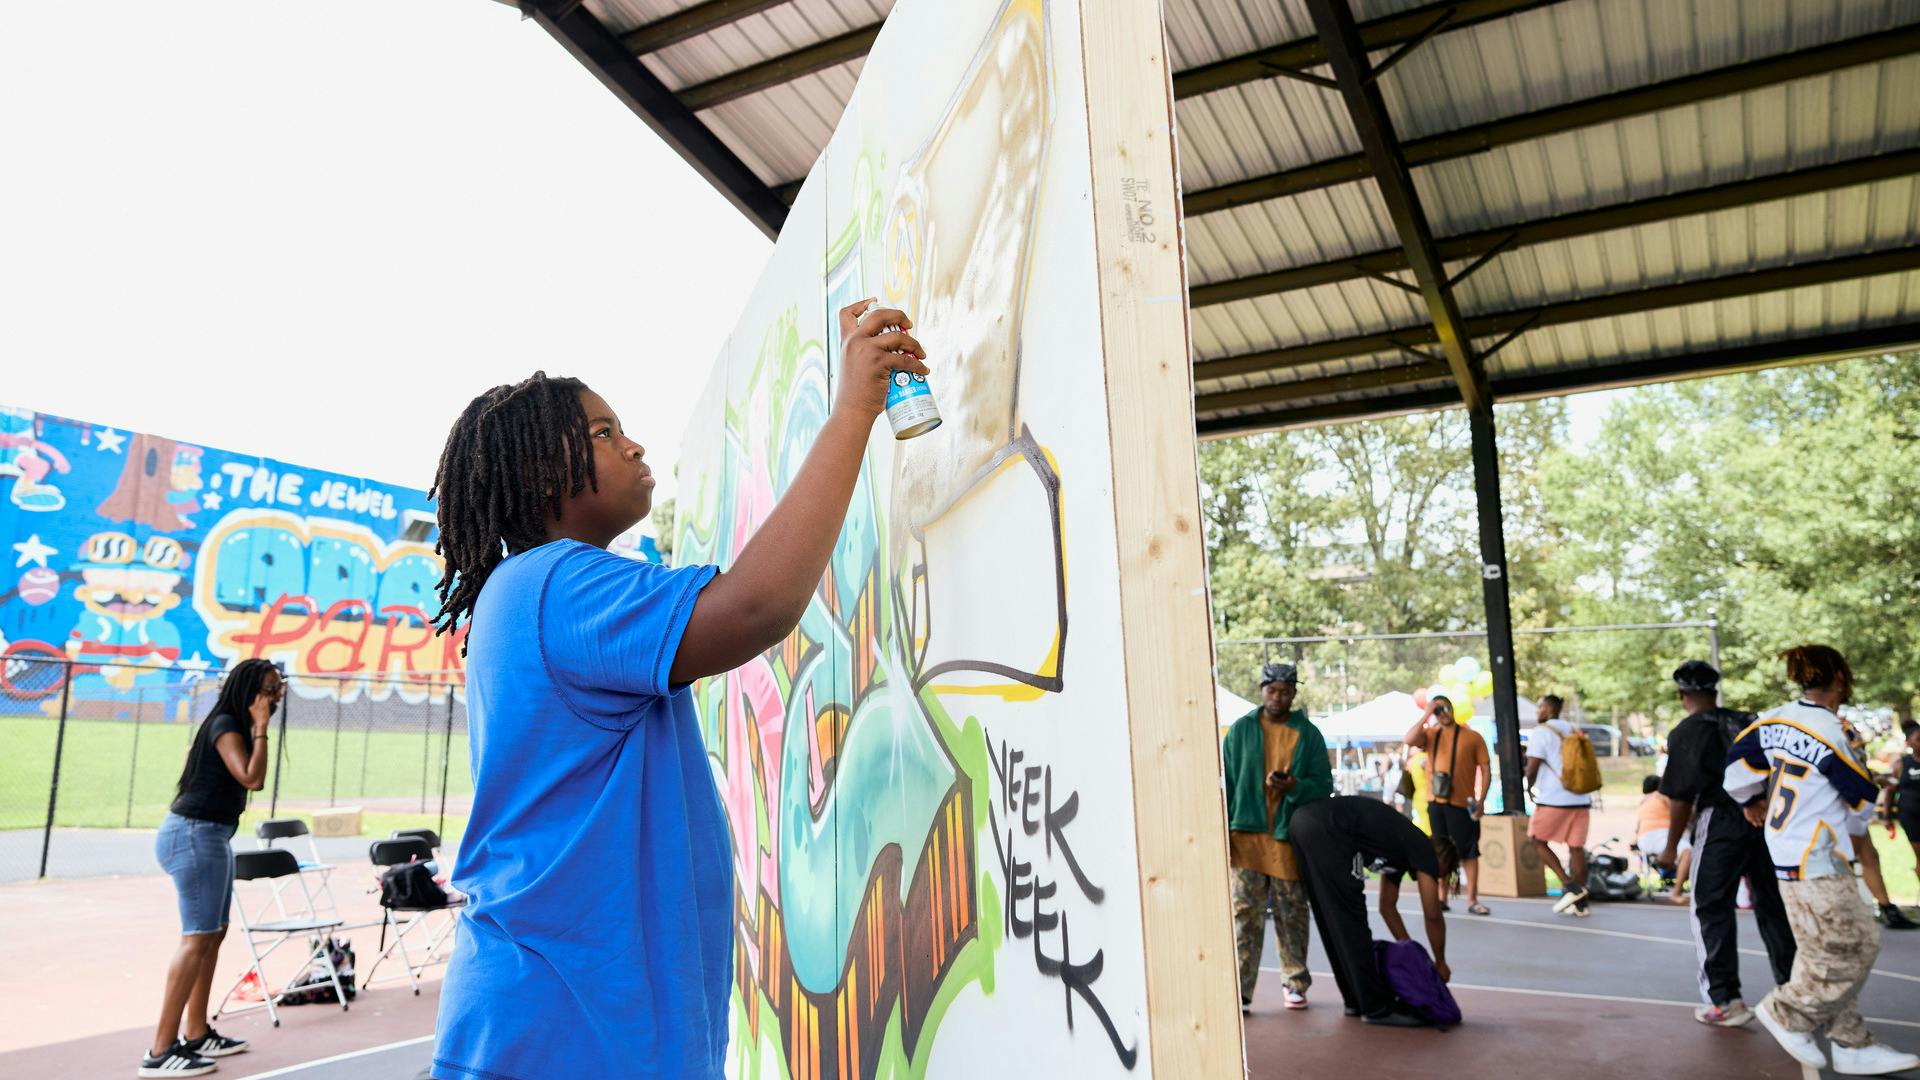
1411, 655, 1495, 722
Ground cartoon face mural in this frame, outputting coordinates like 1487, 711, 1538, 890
677, 1, 1157, 1076
0, 408, 451, 706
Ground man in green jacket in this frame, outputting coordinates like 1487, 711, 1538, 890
1223, 662, 1334, 1012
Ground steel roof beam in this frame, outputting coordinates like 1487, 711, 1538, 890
663, 0, 1568, 124
1195, 321, 1920, 435
1195, 245, 1920, 383
1186, 22, 1920, 217
1305, 0, 1486, 411
529, 1, 788, 237
621, 0, 797, 55
1191, 148, 1920, 307
679, 24, 881, 111
1173, 0, 1569, 100
1196, 360, 1450, 413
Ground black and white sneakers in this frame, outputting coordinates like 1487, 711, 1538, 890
137, 1042, 218, 1077
182, 1028, 249, 1058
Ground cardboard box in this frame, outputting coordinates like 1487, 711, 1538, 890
310, 806, 362, 838
1476, 813, 1546, 897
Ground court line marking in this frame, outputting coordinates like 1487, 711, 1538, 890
1467, 912, 1920, 984
234, 1035, 434, 1079
1260, 967, 1920, 1030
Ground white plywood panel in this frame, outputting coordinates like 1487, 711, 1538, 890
675, 1, 1233, 1075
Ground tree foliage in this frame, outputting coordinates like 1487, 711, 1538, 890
1201, 353, 1920, 723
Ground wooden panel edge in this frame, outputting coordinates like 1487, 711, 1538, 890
1079, 2, 1243, 1076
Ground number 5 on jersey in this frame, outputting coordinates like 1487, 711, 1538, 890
1764, 759, 1809, 830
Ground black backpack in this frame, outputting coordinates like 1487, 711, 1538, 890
1714, 708, 1758, 747
378, 862, 448, 912
376, 861, 449, 951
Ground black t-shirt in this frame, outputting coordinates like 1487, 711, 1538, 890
1658, 707, 1754, 815
1897, 753, 1920, 819
170, 713, 252, 825
1324, 795, 1442, 884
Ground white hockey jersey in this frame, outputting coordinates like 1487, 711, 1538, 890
1722, 700, 1878, 881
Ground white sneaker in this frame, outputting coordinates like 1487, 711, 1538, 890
1752, 998, 1827, 1070
1283, 986, 1308, 1010
1832, 1042, 1920, 1076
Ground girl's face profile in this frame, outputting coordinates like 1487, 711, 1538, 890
569, 388, 655, 538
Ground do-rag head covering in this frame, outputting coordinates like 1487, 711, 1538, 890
1672, 660, 1720, 693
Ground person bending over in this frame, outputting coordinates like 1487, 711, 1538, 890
141, 659, 283, 1078
1289, 794, 1456, 1027
425, 302, 927, 1080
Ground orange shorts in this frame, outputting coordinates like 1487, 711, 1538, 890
1528, 805, 1591, 847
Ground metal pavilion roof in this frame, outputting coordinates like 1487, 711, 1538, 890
519, 0, 1920, 433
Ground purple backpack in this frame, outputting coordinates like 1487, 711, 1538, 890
1374, 939, 1461, 1027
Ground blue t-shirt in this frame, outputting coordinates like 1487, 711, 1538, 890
432, 540, 730, 1080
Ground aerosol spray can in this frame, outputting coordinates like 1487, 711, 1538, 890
863, 301, 941, 439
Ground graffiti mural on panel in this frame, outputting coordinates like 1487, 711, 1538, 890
678, 0, 1154, 1075
0, 406, 452, 707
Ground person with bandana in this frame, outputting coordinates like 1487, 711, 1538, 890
1222, 663, 1332, 1013
1656, 659, 1795, 1029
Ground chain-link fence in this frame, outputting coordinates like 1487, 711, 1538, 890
1217, 621, 1721, 813
1218, 620, 1720, 731
0, 651, 466, 881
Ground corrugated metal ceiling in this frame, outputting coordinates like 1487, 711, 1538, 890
552, 0, 1920, 433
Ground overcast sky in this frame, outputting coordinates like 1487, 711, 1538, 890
2, 0, 770, 503
3, 0, 1625, 513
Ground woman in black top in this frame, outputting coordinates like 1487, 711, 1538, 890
1893, 721, 1920, 903
140, 659, 281, 1078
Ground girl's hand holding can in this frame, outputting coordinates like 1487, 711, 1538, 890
835, 299, 928, 422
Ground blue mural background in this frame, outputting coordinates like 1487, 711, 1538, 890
0, 405, 446, 706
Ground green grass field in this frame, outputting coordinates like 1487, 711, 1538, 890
1, 714, 471, 834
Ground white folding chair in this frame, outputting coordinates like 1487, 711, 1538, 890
363, 837, 465, 995
253, 817, 339, 921
215, 849, 349, 1028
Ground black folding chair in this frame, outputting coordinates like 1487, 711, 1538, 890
390, 827, 441, 851
253, 817, 338, 920
365, 837, 464, 995
215, 849, 348, 1027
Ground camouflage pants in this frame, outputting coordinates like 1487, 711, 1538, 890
1232, 869, 1311, 1001
1763, 873, 1878, 1047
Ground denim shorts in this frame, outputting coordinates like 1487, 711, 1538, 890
156, 812, 237, 935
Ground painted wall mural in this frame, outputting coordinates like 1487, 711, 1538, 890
0, 406, 451, 707
677, 0, 1168, 1075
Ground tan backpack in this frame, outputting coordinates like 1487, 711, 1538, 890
1559, 723, 1603, 795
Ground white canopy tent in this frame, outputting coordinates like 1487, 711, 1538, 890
1216, 684, 1257, 735
1314, 691, 1538, 744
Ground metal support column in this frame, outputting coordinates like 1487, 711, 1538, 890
268, 689, 288, 817
1469, 408, 1523, 813
38, 665, 74, 880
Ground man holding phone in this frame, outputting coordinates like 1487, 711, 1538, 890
1404, 694, 1491, 916
1223, 663, 1334, 1012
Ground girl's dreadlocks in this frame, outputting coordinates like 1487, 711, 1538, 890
429, 371, 596, 644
